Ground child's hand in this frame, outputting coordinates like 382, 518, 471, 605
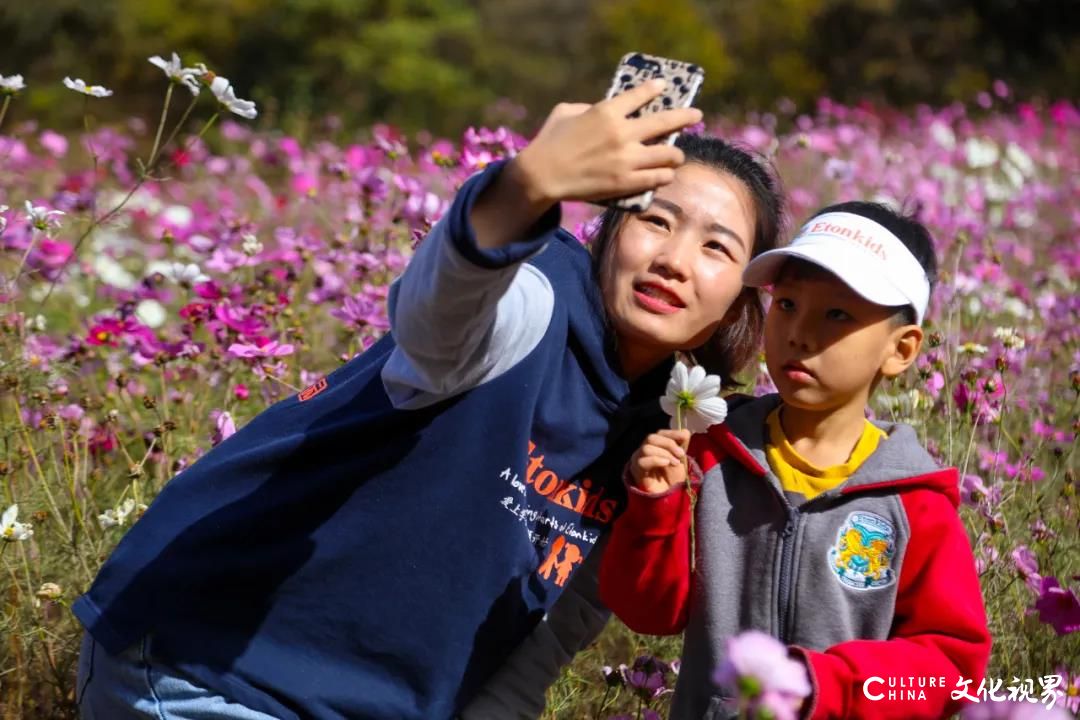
630, 429, 691, 495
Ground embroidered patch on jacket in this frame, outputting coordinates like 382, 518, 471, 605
828, 511, 897, 590
297, 377, 327, 402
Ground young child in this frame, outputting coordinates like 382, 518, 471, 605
599, 202, 992, 720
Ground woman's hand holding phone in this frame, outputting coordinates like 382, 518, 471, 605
472, 81, 700, 250
512, 80, 701, 206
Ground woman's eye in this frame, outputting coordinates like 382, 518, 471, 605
826, 308, 853, 321
703, 239, 727, 253
775, 298, 795, 311
642, 215, 669, 230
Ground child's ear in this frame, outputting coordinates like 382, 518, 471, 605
880, 324, 924, 378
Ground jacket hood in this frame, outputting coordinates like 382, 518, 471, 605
707, 393, 960, 507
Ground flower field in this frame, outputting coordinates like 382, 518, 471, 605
0, 65, 1077, 718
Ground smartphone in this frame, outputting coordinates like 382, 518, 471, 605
599, 52, 705, 212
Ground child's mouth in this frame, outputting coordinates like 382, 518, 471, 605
782, 362, 816, 383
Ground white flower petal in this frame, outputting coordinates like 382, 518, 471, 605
691, 373, 721, 400
671, 361, 689, 390
63, 77, 113, 97
686, 364, 707, 392
2, 504, 17, 528
660, 360, 727, 433
0, 74, 26, 93
691, 396, 728, 426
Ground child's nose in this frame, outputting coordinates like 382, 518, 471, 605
786, 316, 816, 352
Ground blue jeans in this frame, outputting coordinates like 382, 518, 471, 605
77, 632, 277, 719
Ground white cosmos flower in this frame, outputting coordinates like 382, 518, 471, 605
241, 233, 263, 256
148, 53, 201, 96
209, 76, 257, 119
134, 299, 167, 328
660, 361, 728, 434
63, 77, 113, 98
2, 504, 33, 542
0, 74, 26, 95
24, 201, 65, 232
166, 261, 210, 286
964, 137, 999, 169
98, 498, 145, 529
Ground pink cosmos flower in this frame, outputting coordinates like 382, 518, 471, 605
39, 130, 69, 158
714, 630, 811, 720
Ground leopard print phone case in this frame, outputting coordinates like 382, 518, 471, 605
599, 52, 705, 212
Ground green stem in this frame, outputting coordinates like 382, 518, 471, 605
0, 95, 11, 134
146, 83, 175, 171
149, 94, 201, 174
675, 406, 697, 572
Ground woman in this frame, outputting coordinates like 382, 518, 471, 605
75, 81, 784, 720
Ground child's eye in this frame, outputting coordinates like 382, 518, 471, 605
775, 297, 795, 311
641, 215, 670, 230
826, 308, 853, 321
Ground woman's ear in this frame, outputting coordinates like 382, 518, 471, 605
880, 324, 924, 378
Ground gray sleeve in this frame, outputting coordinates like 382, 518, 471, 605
459, 535, 611, 720
381, 217, 555, 409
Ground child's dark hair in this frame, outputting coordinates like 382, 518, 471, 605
809, 200, 938, 325
589, 134, 785, 386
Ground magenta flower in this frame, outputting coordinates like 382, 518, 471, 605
620, 655, 672, 701
1034, 576, 1080, 636
214, 303, 267, 337
960, 474, 990, 507
1030, 519, 1057, 541
1010, 545, 1042, 592
210, 410, 236, 446
331, 294, 390, 330
1055, 667, 1079, 713
85, 316, 155, 348
227, 339, 295, 359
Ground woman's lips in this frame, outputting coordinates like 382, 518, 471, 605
633, 282, 685, 314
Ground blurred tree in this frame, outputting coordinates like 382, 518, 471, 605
582, 0, 734, 111
0, 0, 1076, 136
710, 0, 831, 107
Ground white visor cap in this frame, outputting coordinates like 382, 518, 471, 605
743, 211, 931, 325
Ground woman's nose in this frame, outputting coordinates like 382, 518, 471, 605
651, 235, 691, 281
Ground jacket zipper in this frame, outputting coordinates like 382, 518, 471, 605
776, 504, 801, 643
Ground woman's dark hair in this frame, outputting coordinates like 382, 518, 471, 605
589, 134, 786, 386
808, 201, 938, 325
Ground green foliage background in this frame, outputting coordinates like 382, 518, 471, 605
1, 0, 1079, 133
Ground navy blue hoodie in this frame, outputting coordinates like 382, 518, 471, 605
74, 162, 668, 719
